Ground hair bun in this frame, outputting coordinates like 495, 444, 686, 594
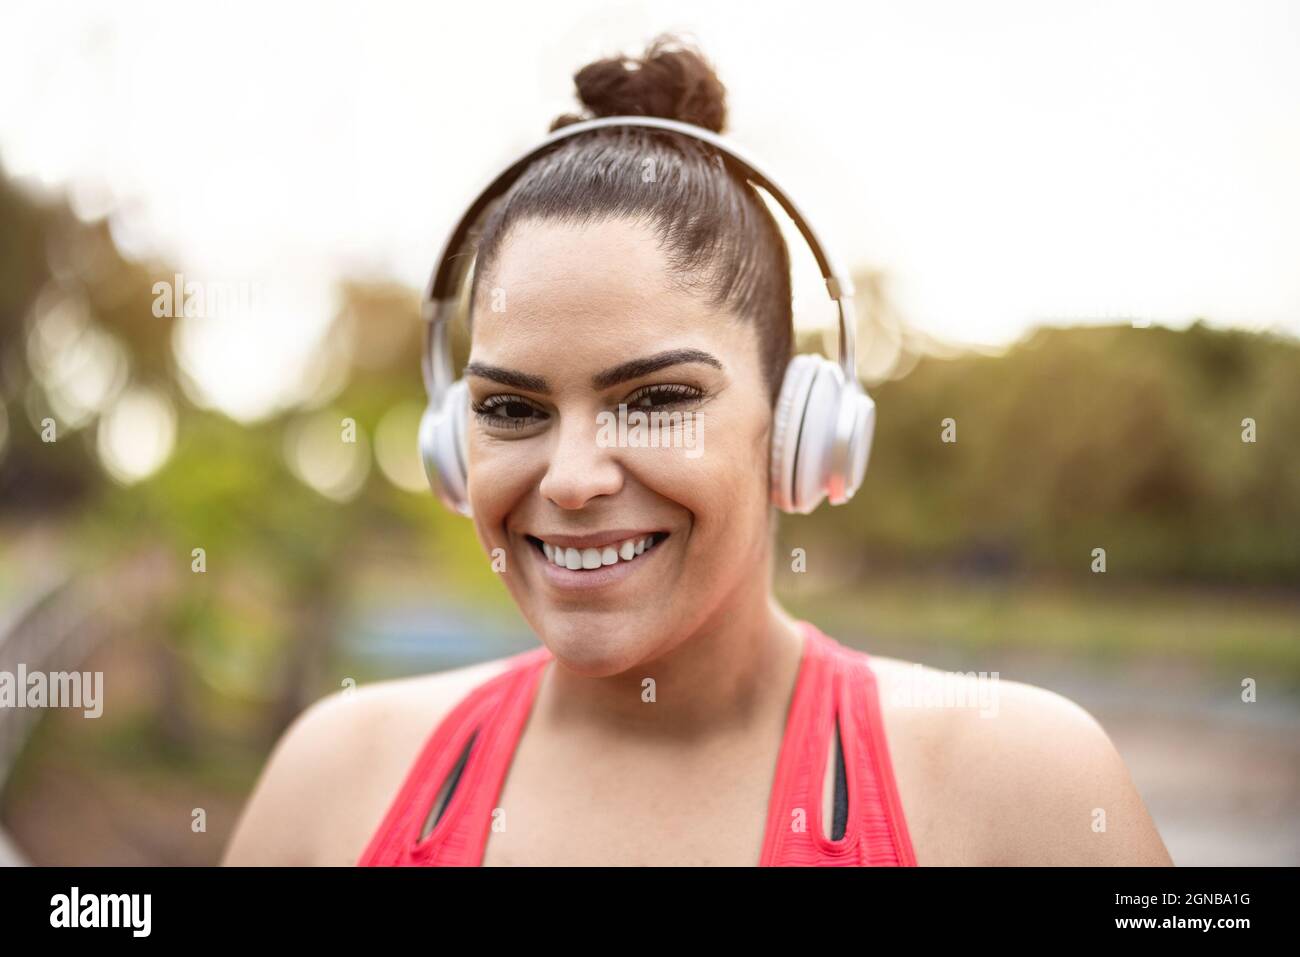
550, 33, 728, 134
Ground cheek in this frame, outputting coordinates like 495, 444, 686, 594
467, 438, 538, 527
626, 405, 772, 529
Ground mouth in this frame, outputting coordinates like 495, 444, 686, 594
525, 532, 670, 571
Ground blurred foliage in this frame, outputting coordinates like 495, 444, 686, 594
0, 168, 484, 750
800, 320, 1300, 585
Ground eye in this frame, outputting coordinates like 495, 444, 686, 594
471, 394, 548, 431
624, 383, 706, 410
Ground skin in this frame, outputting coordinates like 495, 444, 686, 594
223, 216, 1174, 866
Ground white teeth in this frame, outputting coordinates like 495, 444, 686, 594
539, 534, 662, 570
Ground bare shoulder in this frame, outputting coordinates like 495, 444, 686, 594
221, 655, 518, 866
865, 654, 1173, 866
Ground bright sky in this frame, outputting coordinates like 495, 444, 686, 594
2, 0, 1297, 419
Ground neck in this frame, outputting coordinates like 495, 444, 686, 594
536, 586, 807, 741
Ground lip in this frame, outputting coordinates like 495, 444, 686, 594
526, 532, 669, 591
525, 529, 666, 550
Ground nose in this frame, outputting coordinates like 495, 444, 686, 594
538, 408, 624, 509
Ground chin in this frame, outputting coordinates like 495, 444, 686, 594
533, 611, 665, 678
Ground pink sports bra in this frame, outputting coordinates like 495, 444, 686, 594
358, 619, 917, 866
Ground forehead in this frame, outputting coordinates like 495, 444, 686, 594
470, 217, 746, 366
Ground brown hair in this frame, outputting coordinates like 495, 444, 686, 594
467, 33, 794, 405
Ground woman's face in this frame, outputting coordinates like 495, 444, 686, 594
465, 216, 776, 676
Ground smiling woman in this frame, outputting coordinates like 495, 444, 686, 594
221, 33, 1173, 868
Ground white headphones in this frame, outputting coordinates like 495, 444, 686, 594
418, 115, 875, 518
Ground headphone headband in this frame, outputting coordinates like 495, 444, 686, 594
421, 114, 858, 406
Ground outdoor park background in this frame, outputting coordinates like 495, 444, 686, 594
1, 3, 1297, 865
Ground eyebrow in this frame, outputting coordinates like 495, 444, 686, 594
463, 348, 724, 393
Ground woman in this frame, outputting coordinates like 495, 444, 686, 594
223, 35, 1173, 867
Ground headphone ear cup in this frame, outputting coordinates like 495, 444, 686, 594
844, 390, 876, 502
790, 360, 846, 513
419, 379, 472, 517
772, 354, 845, 514
771, 354, 876, 514
770, 355, 819, 513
